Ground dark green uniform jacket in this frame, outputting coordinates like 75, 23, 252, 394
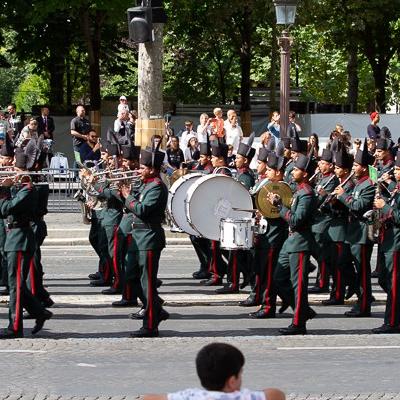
279, 182, 316, 252
125, 177, 168, 251
237, 167, 255, 191
337, 175, 375, 245
94, 181, 123, 226
379, 183, 400, 253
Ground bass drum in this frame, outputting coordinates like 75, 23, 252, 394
167, 173, 204, 235
185, 174, 253, 241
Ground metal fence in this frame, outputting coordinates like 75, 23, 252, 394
45, 168, 81, 213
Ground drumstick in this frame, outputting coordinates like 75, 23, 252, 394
232, 207, 257, 212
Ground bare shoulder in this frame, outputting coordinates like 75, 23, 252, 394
142, 395, 168, 400
263, 388, 286, 400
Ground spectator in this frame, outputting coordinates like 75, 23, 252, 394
209, 107, 225, 142
367, 138, 376, 156
227, 144, 236, 167
143, 343, 285, 400
167, 136, 185, 169
341, 130, 352, 152
351, 138, 362, 155
308, 133, 319, 158
251, 131, 275, 169
164, 115, 175, 147
15, 118, 39, 149
0, 111, 10, 141
127, 110, 137, 144
35, 106, 55, 139
197, 113, 210, 144
79, 130, 101, 166
287, 110, 302, 138
335, 123, 344, 134
6, 103, 23, 139
184, 135, 200, 162
109, 109, 131, 146
180, 120, 197, 151
267, 111, 280, 142
118, 95, 130, 113
224, 111, 243, 154
367, 112, 380, 139
70, 105, 92, 163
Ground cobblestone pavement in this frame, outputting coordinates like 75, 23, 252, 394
0, 244, 397, 398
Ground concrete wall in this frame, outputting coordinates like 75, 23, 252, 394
51, 113, 400, 165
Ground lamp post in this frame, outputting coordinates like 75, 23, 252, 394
273, 0, 298, 139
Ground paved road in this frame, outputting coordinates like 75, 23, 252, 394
0, 244, 397, 399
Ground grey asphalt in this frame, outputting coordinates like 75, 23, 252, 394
0, 215, 397, 398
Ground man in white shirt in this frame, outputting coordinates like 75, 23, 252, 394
224, 111, 243, 153
180, 120, 197, 151
143, 343, 285, 400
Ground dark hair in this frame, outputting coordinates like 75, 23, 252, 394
196, 343, 245, 391
288, 111, 296, 119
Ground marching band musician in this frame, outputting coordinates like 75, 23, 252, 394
321, 147, 357, 305
333, 139, 375, 317
112, 144, 143, 308
373, 151, 400, 333
309, 149, 339, 294
120, 146, 169, 338
273, 153, 318, 335
191, 142, 213, 280
215, 135, 256, 294
200, 141, 230, 286
0, 149, 52, 338
90, 144, 124, 294
248, 152, 289, 318
284, 138, 308, 191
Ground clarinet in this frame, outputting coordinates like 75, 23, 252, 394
318, 171, 355, 210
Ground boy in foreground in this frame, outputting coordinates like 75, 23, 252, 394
143, 342, 285, 400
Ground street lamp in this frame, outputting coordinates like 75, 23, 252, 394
273, 0, 298, 138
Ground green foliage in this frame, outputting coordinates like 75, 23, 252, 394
14, 73, 49, 111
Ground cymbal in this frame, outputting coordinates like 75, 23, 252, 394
255, 181, 292, 218
170, 168, 188, 185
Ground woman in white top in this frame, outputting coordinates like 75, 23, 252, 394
197, 113, 211, 144
224, 113, 243, 153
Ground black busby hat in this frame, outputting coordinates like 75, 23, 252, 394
335, 147, 354, 170
267, 153, 287, 172
140, 149, 164, 169
14, 148, 27, 169
199, 142, 211, 157
395, 151, 400, 167
275, 141, 285, 157
354, 138, 375, 166
121, 145, 141, 161
380, 126, 392, 139
258, 147, 270, 162
376, 138, 392, 151
211, 141, 229, 159
107, 143, 120, 157
291, 138, 308, 153
237, 132, 256, 161
321, 148, 333, 163
295, 153, 317, 176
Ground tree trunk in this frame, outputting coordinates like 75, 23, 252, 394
346, 44, 359, 113
136, 23, 164, 148
239, 4, 252, 136
48, 50, 65, 110
66, 54, 72, 113
371, 63, 388, 113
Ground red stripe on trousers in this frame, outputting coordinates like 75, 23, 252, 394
13, 252, 23, 333
232, 252, 237, 289
211, 241, 218, 282
29, 257, 36, 296
361, 245, 367, 312
112, 226, 120, 288
147, 250, 154, 330
335, 243, 342, 301
293, 252, 304, 326
391, 252, 398, 326
263, 248, 274, 310
319, 260, 326, 288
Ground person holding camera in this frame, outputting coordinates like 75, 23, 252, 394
79, 130, 101, 166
